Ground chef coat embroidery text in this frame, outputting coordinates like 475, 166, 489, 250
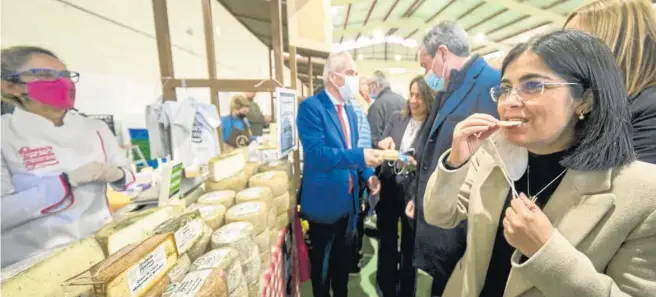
19, 146, 60, 170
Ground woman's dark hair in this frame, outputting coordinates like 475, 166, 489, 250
501, 30, 635, 170
402, 75, 436, 119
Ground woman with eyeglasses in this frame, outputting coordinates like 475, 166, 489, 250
0, 46, 135, 268
423, 31, 656, 297
375, 76, 435, 297
564, 0, 656, 164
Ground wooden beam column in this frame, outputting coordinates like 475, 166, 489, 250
152, 0, 176, 101
270, 0, 284, 122
200, 0, 225, 148
289, 46, 301, 198
308, 57, 314, 95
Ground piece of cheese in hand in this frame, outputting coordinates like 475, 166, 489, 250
211, 222, 257, 262
381, 150, 400, 161
209, 151, 246, 182
198, 190, 236, 209
498, 120, 523, 127
163, 268, 229, 297
154, 211, 204, 255
225, 201, 268, 234
1, 237, 105, 297
89, 233, 178, 297
168, 253, 191, 283
190, 248, 243, 293
248, 171, 289, 196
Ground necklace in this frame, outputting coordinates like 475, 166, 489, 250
527, 164, 568, 205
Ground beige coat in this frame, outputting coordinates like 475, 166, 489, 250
424, 148, 656, 297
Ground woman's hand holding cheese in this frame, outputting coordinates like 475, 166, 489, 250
447, 113, 499, 168
66, 162, 125, 187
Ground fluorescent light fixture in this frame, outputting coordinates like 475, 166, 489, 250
475, 33, 486, 43
395, 55, 402, 61
388, 67, 407, 74
373, 29, 385, 38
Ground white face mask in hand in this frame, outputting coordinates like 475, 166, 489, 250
481, 132, 528, 198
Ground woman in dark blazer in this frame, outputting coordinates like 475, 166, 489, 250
375, 76, 435, 297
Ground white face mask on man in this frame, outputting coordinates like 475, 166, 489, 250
332, 72, 360, 101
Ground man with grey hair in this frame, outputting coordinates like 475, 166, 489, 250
407, 20, 500, 297
366, 70, 406, 145
297, 51, 384, 297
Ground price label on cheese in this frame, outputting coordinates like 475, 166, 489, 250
169, 270, 211, 297
241, 188, 261, 197
194, 249, 231, 270
174, 219, 203, 252
217, 222, 249, 241
197, 205, 216, 218
127, 245, 167, 296
232, 202, 263, 216
260, 172, 275, 180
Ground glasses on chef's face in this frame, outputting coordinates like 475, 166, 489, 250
490, 81, 579, 102
3, 68, 80, 84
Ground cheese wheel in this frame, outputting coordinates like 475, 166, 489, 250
272, 192, 290, 215
254, 228, 270, 255
142, 276, 170, 297
225, 201, 268, 234
248, 171, 289, 196
260, 250, 271, 269
244, 162, 261, 178
168, 253, 191, 283
240, 247, 262, 285
154, 211, 204, 255
164, 268, 229, 297
187, 223, 213, 262
235, 187, 273, 209
247, 280, 261, 297
198, 190, 236, 209
229, 280, 248, 297
269, 229, 280, 247
190, 248, 243, 293
211, 222, 257, 262
275, 212, 290, 230
206, 171, 248, 192
209, 151, 246, 182
259, 159, 291, 178
267, 208, 276, 233
186, 204, 226, 230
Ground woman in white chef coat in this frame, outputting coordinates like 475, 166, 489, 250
0, 46, 136, 268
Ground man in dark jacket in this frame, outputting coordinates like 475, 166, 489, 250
244, 92, 270, 137
411, 20, 500, 297
366, 71, 406, 145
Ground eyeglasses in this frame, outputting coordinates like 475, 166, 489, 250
3, 68, 80, 83
490, 81, 579, 102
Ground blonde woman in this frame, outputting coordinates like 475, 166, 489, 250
564, 0, 656, 164
221, 94, 253, 147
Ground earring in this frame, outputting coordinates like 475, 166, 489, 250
579, 112, 585, 120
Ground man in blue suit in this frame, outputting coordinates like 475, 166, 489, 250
297, 51, 383, 297
409, 20, 501, 297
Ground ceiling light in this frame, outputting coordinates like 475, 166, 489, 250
373, 29, 385, 38
389, 67, 407, 74
395, 55, 402, 61
357, 54, 364, 60
475, 33, 486, 43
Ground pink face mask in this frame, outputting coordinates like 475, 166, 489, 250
25, 78, 75, 110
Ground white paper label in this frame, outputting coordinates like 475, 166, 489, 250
218, 223, 249, 241
206, 191, 230, 201
194, 249, 232, 270
197, 206, 216, 218
233, 202, 262, 216
169, 270, 211, 297
174, 219, 203, 252
241, 188, 262, 197
127, 245, 167, 296
260, 172, 275, 180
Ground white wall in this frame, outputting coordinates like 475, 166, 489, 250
356, 60, 425, 99
1, 0, 302, 142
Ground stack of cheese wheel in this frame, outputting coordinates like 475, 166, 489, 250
199, 190, 236, 209
259, 159, 292, 179
211, 222, 262, 296
235, 187, 275, 263
185, 203, 227, 230
244, 162, 261, 178
249, 171, 291, 236
225, 201, 271, 268
190, 247, 244, 295
206, 151, 249, 192
167, 253, 191, 283
162, 268, 229, 297
187, 223, 213, 261
153, 211, 205, 258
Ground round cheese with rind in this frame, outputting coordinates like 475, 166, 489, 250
260, 250, 271, 269
235, 187, 273, 209
206, 171, 248, 192
229, 280, 248, 297
254, 228, 270, 255
211, 222, 257, 262
244, 162, 261, 178
167, 253, 191, 283
272, 192, 290, 215
186, 204, 226, 230
259, 160, 292, 178
275, 212, 290, 230
187, 223, 213, 262
198, 190, 236, 209
190, 247, 243, 293
225, 201, 268, 234
267, 208, 276, 234
248, 171, 289, 196
240, 247, 262, 285
247, 280, 262, 297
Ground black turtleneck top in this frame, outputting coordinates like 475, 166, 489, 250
479, 150, 568, 297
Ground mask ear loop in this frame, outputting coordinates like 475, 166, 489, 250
473, 136, 520, 199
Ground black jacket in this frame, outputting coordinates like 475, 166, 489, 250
367, 87, 406, 145
630, 86, 656, 164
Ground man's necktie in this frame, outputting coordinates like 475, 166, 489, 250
336, 104, 353, 194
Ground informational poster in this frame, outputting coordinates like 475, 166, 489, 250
275, 88, 298, 157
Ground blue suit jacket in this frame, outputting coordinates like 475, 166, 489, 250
412, 56, 500, 282
297, 90, 375, 225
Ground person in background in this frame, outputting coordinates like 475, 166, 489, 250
413, 20, 500, 297
425, 30, 656, 297
221, 94, 252, 148
375, 76, 436, 297
367, 70, 406, 145
297, 51, 383, 297
564, 0, 656, 164
244, 92, 271, 137
357, 76, 373, 114
0, 46, 136, 268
